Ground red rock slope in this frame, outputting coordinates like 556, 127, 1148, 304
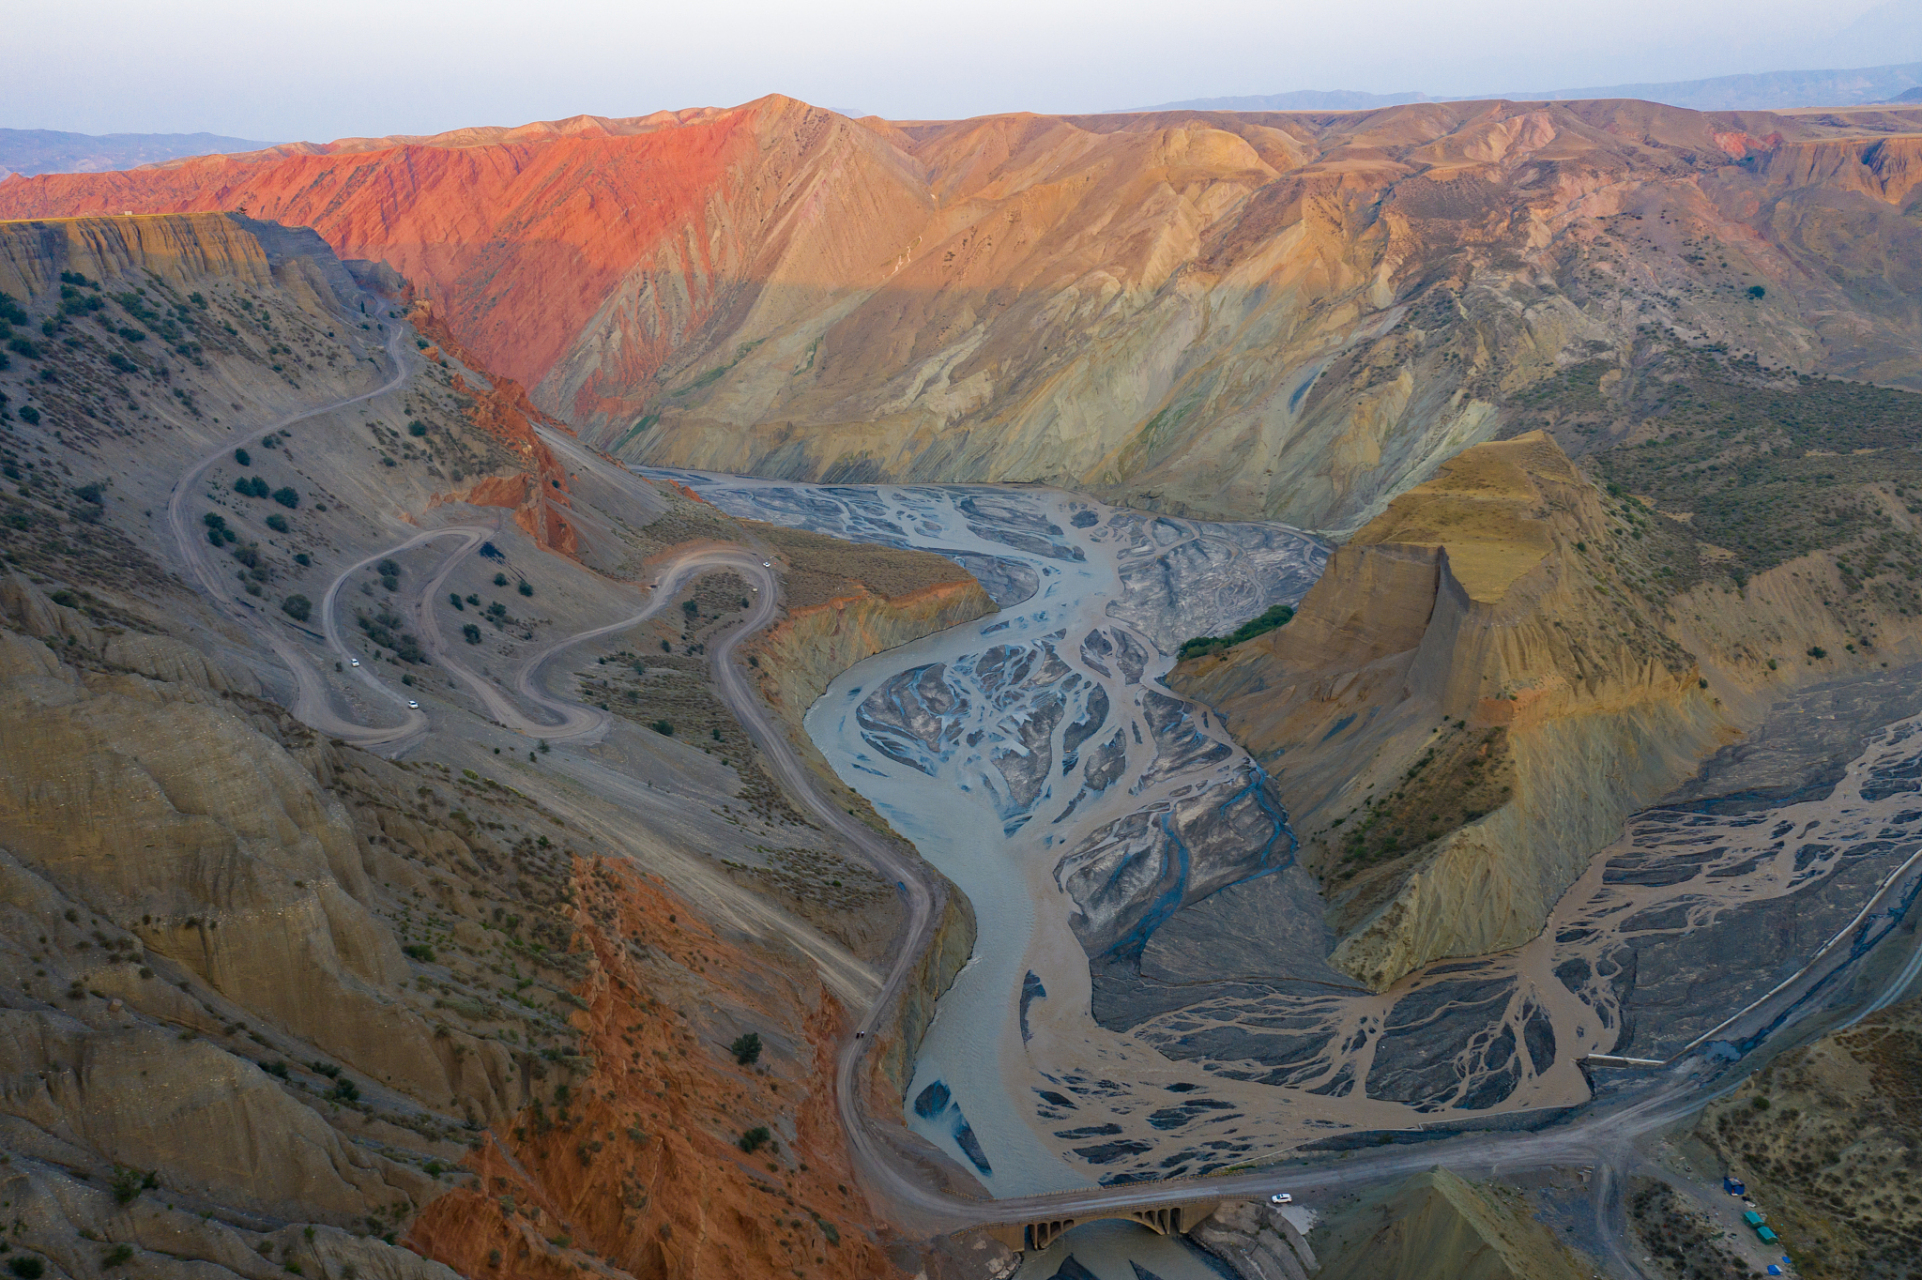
7, 97, 1921, 528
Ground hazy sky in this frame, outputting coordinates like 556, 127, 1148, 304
2, 0, 1916, 141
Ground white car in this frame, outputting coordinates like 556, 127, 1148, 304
762, 561, 771, 567
407, 700, 419, 709
349, 658, 360, 667
1269, 1192, 1293, 1206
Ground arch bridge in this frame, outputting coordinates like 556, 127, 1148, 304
983, 1198, 1224, 1252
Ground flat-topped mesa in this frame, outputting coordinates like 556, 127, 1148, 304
1174, 431, 1728, 990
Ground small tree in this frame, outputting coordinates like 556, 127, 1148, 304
517, 580, 533, 597
463, 623, 483, 645
738, 1126, 771, 1153
271, 486, 300, 508
730, 1032, 762, 1065
281, 594, 312, 622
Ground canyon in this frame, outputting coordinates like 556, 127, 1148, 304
4, 85, 1922, 1280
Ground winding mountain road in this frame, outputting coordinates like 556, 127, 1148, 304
164, 323, 421, 746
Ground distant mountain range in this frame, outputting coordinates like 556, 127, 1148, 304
0, 129, 274, 178
1135, 60, 1922, 114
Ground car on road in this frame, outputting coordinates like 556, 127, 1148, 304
1269, 1192, 1293, 1206
407, 700, 419, 709
762, 561, 771, 567
350, 658, 360, 666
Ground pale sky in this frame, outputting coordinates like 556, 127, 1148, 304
1, 0, 1916, 141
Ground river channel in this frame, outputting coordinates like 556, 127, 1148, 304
657, 472, 1922, 1277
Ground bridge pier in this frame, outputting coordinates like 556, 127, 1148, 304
984, 1199, 1224, 1251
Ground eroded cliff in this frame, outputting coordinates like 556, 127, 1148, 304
7, 100, 1921, 528
1177, 421, 1922, 990
745, 521, 997, 755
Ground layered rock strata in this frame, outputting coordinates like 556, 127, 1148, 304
7, 101, 1922, 528
1177, 432, 1727, 987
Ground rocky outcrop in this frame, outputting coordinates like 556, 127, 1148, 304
1174, 433, 1732, 988
751, 578, 995, 748
1192, 1199, 1320, 1280
430, 369, 579, 556
406, 856, 898, 1280
743, 519, 996, 767
9, 100, 1922, 528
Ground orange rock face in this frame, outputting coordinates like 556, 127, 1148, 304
406, 856, 894, 1280
435, 359, 580, 556
9, 95, 1920, 525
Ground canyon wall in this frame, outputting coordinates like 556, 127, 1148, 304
1176, 430, 1922, 989
0, 212, 916, 1280
734, 514, 997, 829
6, 100, 1920, 528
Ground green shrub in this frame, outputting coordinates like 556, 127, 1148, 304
517, 580, 533, 597
738, 1126, 771, 1153
493, 572, 508, 587
730, 1032, 762, 1065
330, 1077, 360, 1102
1747, 284, 1767, 299
402, 943, 434, 963
1808, 646, 1828, 659
651, 720, 674, 735
408, 419, 427, 436
109, 1165, 155, 1205
449, 593, 464, 610
17, 406, 39, 425
235, 475, 269, 498
271, 486, 299, 508
463, 623, 482, 644
102, 1244, 135, 1267
8, 1256, 46, 1278
265, 513, 289, 533
50, 590, 78, 608
1177, 603, 1296, 661
280, 594, 312, 622
234, 447, 251, 466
